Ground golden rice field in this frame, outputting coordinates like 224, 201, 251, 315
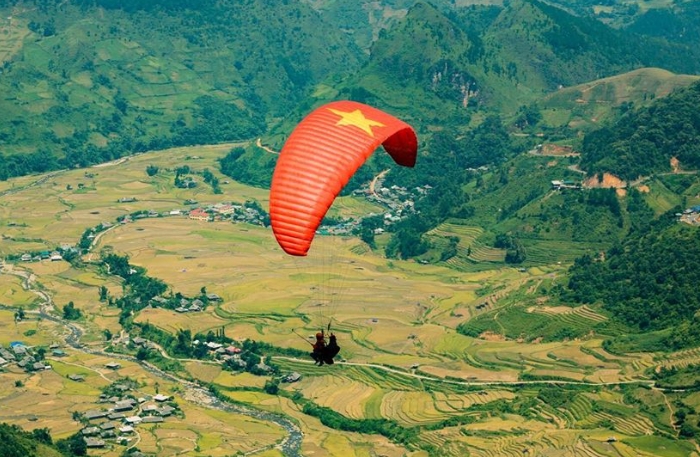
2, 144, 700, 457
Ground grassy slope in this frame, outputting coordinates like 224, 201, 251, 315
0, 1, 362, 156
538, 67, 700, 130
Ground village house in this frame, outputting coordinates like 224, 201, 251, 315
142, 404, 158, 414
32, 361, 49, 371
154, 394, 171, 402
142, 416, 164, 424
81, 426, 101, 436
255, 361, 273, 373
84, 437, 106, 448
100, 422, 117, 431
17, 356, 34, 369
551, 180, 581, 190
156, 406, 175, 417
11, 344, 27, 356
151, 296, 168, 305
0, 348, 14, 361
100, 429, 117, 439
132, 337, 147, 346
206, 293, 222, 301
188, 208, 210, 221
214, 203, 236, 215
283, 372, 302, 383
105, 362, 121, 370
85, 410, 108, 421
225, 346, 241, 355
113, 399, 136, 412
68, 374, 85, 382
125, 416, 142, 425
113, 383, 131, 392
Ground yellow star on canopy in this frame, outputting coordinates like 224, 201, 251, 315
328, 108, 385, 137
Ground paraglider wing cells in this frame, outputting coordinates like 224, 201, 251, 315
270, 100, 417, 256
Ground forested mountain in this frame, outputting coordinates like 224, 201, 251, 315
564, 215, 700, 349
580, 80, 700, 180
327, 0, 700, 128
4, 0, 700, 182
626, 1, 700, 48
0, 0, 362, 177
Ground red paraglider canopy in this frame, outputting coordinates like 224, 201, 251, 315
270, 100, 417, 256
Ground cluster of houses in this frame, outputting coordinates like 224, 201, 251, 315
678, 205, 700, 225
149, 292, 221, 313
336, 181, 431, 236
187, 202, 266, 225
80, 380, 178, 449
16, 246, 73, 263
0, 342, 59, 372
114, 201, 268, 226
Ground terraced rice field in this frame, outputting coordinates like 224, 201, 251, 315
427, 221, 505, 268
587, 411, 655, 436
520, 239, 603, 266
657, 346, 700, 370
532, 305, 607, 323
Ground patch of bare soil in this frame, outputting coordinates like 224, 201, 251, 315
584, 172, 626, 189
540, 144, 580, 157
671, 157, 680, 173
479, 331, 506, 341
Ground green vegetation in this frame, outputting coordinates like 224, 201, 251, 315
0, 0, 361, 179
0, 422, 82, 457
3, 1, 700, 455
61, 301, 82, 320
565, 217, 700, 348
458, 303, 605, 342
581, 81, 700, 180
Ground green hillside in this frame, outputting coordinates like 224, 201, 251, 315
0, 0, 362, 173
564, 218, 700, 350
0, 423, 77, 457
537, 67, 700, 131
580, 80, 700, 180
327, 0, 700, 128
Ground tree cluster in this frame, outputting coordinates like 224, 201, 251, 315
580, 81, 700, 180
564, 216, 700, 348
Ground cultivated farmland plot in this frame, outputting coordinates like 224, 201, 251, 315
0, 144, 698, 456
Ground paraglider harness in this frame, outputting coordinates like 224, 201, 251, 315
295, 322, 340, 366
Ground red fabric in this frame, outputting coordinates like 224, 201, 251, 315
270, 100, 417, 256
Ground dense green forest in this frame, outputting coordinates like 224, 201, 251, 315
0, 422, 85, 457
580, 81, 700, 180
564, 214, 700, 348
626, 1, 700, 48
0, 0, 362, 178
